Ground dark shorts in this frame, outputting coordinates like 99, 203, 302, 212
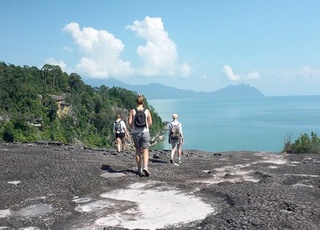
115, 133, 125, 139
169, 138, 181, 145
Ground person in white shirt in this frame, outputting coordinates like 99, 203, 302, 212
113, 114, 127, 153
168, 113, 184, 165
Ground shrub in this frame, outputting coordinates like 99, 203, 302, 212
283, 132, 320, 154
3, 121, 15, 142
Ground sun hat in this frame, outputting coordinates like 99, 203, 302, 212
172, 114, 178, 119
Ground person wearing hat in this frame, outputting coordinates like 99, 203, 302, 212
168, 113, 184, 165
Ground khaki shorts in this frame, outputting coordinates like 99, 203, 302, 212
132, 132, 150, 149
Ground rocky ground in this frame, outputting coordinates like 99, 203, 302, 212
0, 143, 320, 230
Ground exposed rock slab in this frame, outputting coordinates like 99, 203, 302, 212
0, 144, 320, 229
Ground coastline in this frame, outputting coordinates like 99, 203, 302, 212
1, 143, 320, 229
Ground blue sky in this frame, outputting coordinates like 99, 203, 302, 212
1, 0, 320, 96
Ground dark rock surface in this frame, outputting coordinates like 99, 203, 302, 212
1, 143, 320, 229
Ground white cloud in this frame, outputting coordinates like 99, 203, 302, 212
127, 16, 191, 77
279, 66, 320, 83
60, 19, 191, 79
245, 71, 260, 80
223, 65, 260, 81
223, 65, 240, 81
45, 58, 68, 72
62, 22, 133, 78
301, 66, 320, 82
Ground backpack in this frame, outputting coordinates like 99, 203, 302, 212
134, 108, 147, 128
170, 122, 181, 141
114, 121, 121, 133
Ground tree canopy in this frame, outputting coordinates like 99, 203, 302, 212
0, 62, 163, 148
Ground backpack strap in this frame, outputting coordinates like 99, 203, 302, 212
115, 120, 121, 129
134, 108, 146, 113
170, 122, 179, 127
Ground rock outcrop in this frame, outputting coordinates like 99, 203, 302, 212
0, 143, 320, 229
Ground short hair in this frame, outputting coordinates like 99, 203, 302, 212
117, 114, 121, 119
136, 94, 145, 105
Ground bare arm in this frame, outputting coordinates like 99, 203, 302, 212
128, 109, 134, 129
147, 109, 152, 127
180, 123, 184, 143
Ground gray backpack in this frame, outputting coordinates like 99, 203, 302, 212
114, 121, 121, 133
169, 122, 181, 140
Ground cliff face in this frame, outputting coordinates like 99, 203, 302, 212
1, 143, 320, 229
50, 94, 74, 119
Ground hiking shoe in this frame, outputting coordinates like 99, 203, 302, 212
170, 159, 174, 164
143, 168, 150, 177
137, 167, 142, 176
174, 163, 180, 166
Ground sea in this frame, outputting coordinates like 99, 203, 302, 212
149, 95, 320, 153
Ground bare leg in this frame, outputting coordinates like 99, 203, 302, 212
135, 147, 142, 172
142, 148, 149, 169
121, 137, 126, 152
171, 143, 176, 162
116, 137, 121, 152
177, 143, 182, 158
177, 143, 182, 163
142, 148, 150, 176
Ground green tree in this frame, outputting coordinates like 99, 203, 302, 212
3, 121, 14, 142
283, 132, 320, 154
0, 62, 164, 148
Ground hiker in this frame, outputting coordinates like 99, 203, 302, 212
168, 113, 184, 165
113, 114, 128, 153
128, 94, 153, 177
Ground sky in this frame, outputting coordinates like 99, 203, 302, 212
1, 0, 320, 96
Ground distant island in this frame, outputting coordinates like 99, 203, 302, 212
93, 79, 264, 99
210, 83, 264, 98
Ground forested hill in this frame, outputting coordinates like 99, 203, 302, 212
0, 62, 163, 148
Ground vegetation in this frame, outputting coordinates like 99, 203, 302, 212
283, 132, 320, 154
0, 62, 163, 148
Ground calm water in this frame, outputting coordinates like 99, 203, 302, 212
149, 96, 320, 152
